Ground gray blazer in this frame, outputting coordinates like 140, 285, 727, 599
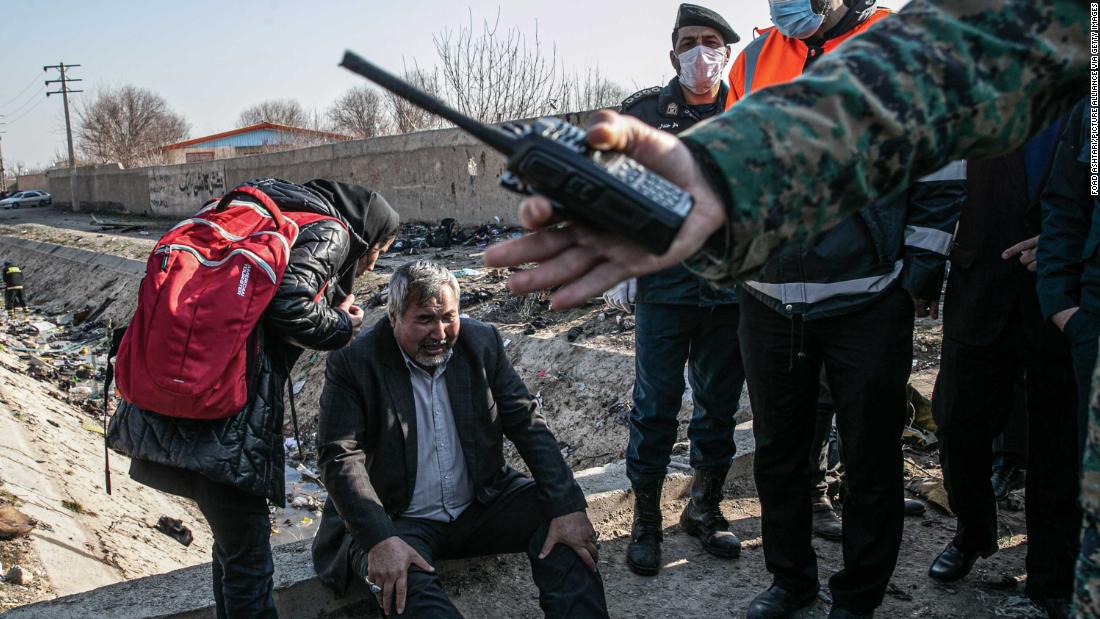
311, 316, 586, 594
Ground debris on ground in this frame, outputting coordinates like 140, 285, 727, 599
0, 506, 33, 540
3, 565, 33, 586
907, 478, 952, 514
153, 516, 194, 547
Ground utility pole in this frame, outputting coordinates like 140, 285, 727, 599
45, 62, 82, 210
0, 116, 6, 193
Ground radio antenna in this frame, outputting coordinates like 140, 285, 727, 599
339, 51, 517, 156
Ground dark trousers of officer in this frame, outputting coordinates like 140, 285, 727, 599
626, 303, 746, 486
348, 481, 608, 618
991, 371, 1029, 469
739, 286, 913, 612
4, 287, 26, 312
934, 305, 1079, 598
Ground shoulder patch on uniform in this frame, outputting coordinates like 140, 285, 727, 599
620, 86, 661, 111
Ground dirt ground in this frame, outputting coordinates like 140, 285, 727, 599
0, 207, 1051, 618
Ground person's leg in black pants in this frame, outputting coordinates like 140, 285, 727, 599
443, 482, 608, 618
818, 286, 913, 612
685, 303, 745, 473
1023, 318, 1080, 602
348, 482, 608, 618
191, 478, 277, 619
738, 293, 823, 597
933, 316, 1019, 560
627, 303, 694, 486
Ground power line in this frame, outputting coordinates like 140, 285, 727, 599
0, 71, 45, 109
4, 95, 47, 127
1, 83, 47, 118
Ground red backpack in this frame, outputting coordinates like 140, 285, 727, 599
114, 184, 340, 420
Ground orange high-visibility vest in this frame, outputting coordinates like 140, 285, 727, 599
725, 7, 891, 109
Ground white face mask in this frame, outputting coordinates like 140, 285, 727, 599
677, 44, 727, 95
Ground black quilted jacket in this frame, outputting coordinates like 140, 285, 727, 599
107, 179, 369, 506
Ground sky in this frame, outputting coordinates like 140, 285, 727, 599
0, 0, 906, 173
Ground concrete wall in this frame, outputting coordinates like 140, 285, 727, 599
47, 111, 592, 224
14, 173, 49, 192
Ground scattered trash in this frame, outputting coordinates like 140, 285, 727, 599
0, 505, 33, 540
452, 268, 483, 279
502, 339, 511, 348
536, 370, 548, 379
907, 478, 952, 514
292, 379, 307, 395
284, 438, 300, 453
30, 321, 57, 339
3, 565, 33, 586
576, 383, 587, 393
566, 326, 584, 342
154, 516, 194, 547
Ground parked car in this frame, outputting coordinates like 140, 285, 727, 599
0, 190, 52, 209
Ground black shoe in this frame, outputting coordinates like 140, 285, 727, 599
626, 478, 663, 576
928, 542, 980, 582
828, 607, 874, 619
1028, 593, 1070, 619
991, 463, 1026, 501
746, 585, 818, 619
680, 469, 741, 559
903, 498, 926, 517
812, 501, 843, 542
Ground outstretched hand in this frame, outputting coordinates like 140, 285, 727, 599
483, 110, 727, 309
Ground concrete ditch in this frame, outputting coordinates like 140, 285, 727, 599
0, 232, 757, 618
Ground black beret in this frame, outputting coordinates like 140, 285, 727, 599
674, 3, 739, 45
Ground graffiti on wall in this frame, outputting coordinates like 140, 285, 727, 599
148, 165, 226, 216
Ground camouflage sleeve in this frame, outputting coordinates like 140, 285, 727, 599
680, 0, 1087, 287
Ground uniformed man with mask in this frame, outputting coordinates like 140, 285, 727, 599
482, 0, 1085, 616
606, 3, 747, 579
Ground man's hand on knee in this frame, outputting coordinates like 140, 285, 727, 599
367, 536, 435, 616
539, 511, 600, 572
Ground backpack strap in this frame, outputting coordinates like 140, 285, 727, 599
213, 184, 290, 230
102, 321, 127, 495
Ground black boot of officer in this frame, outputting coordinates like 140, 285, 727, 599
680, 468, 741, 558
626, 477, 664, 576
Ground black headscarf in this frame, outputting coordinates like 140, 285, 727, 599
304, 179, 400, 294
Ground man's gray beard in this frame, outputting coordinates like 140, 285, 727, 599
415, 345, 451, 367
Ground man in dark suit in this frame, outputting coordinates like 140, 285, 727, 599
311, 260, 608, 618
929, 134, 1078, 616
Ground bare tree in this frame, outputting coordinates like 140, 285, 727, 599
565, 67, 629, 113
433, 10, 569, 123
327, 86, 391, 138
386, 65, 448, 133
235, 99, 310, 128
75, 85, 189, 168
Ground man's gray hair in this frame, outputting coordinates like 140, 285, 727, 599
387, 260, 461, 321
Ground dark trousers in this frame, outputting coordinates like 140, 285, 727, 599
1065, 308, 1100, 456
933, 306, 1079, 597
349, 481, 608, 618
991, 371, 1029, 468
626, 302, 746, 485
4, 287, 26, 312
191, 478, 277, 619
739, 286, 913, 612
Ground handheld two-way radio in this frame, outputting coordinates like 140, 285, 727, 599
339, 51, 692, 255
